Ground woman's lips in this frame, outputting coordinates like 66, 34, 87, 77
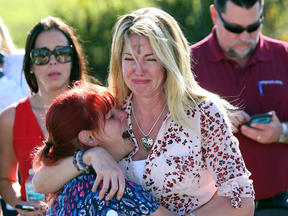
48, 71, 61, 79
132, 79, 150, 84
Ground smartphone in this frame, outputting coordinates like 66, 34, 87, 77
247, 113, 272, 127
15, 204, 35, 211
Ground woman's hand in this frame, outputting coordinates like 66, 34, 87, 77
15, 200, 45, 216
83, 147, 126, 200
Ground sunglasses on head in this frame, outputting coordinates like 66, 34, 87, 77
217, 10, 264, 34
30, 45, 74, 65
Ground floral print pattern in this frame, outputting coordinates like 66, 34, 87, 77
118, 94, 255, 216
47, 173, 160, 216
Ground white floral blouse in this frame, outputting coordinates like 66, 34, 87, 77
119, 94, 255, 216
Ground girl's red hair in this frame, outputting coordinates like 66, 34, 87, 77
33, 81, 114, 170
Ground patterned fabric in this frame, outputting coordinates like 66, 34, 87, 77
118, 94, 255, 216
47, 173, 160, 216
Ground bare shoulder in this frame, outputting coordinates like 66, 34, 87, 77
0, 102, 18, 129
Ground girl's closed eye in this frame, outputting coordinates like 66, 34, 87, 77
106, 110, 114, 119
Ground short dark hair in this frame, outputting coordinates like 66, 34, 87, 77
214, 0, 264, 13
23, 16, 87, 93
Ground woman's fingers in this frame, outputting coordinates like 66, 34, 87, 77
92, 169, 126, 201
116, 175, 126, 200
98, 175, 110, 200
105, 175, 119, 200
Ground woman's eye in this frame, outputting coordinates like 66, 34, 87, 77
147, 58, 157, 61
124, 58, 134, 61
109, 114, 114, 119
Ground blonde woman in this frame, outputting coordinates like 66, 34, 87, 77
33, 8, 255, 216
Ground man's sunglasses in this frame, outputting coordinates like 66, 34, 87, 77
217, 10, 264, 34
30, 45, 74, 65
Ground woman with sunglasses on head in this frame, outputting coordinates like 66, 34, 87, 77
0, 16, 88, 216
33, 81, 178, 216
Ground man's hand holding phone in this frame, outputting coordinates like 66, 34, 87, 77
246, 113, 272, 127
240, 111, 283, 144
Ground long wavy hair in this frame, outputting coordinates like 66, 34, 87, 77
108, 7, 235, 129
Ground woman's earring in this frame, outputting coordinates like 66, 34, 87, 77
30, 71, 33, 74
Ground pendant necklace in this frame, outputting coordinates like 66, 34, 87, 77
132, 100, 167, 151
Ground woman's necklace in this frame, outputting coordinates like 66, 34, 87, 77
37, 94, 48, 138
37, 94, 47, 113
132, 100, 167, 151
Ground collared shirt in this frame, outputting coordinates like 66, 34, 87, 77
190, 26, 288, 200
119, 94, 254, 216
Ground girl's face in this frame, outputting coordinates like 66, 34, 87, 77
95, 107, 134, 161
121, 34, 166, 99
31, 29, 72, 93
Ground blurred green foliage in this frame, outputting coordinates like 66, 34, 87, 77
1, 0, 287, 84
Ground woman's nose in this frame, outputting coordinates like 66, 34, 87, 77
135, 61, 144, 75
118, 110, 128, 122
49, 54, 57, 65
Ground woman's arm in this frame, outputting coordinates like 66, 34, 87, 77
151, 193, 253, 216
33, 156, 79, 193
0, 106, 42, 215
0, 106, 23, 206
191, 196, 254, 216
150, 206, 178, 216
33, 147, 126, 200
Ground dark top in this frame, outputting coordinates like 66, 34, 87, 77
47, 173, 160, 216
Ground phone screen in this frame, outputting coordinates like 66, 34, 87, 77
15, 204, 35, 211
247, 113, 272, 127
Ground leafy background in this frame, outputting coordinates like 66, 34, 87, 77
1, 0, 287, 84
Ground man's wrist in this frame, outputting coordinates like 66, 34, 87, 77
278, 123, 287, 143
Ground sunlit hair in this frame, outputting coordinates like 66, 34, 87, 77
214, 0, 264, 13
23, 16, 88, 93
33, 81, 114, 170
0, 18, 15, 53
108, 7, 234, 128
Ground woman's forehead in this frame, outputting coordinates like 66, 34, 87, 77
123, 35, 153, 54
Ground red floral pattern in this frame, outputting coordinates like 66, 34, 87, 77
118, 94, 255, 216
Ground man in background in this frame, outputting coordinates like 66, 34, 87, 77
190, 0, 288, 215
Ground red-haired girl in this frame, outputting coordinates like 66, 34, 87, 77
33, 81, 175, 216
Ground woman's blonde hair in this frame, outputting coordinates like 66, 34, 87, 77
108, 7, 234, 128
0, 18, 15, 53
